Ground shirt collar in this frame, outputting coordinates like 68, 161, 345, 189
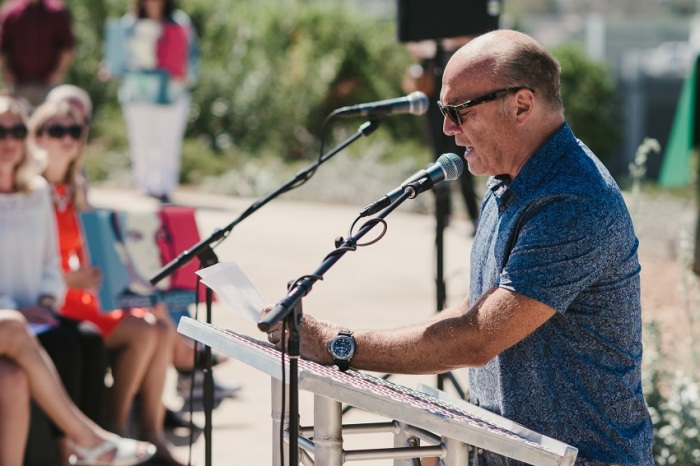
489, 122, 576, 204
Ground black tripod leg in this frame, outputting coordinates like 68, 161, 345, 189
434, 183, 450, 313
434, 184, 467, 398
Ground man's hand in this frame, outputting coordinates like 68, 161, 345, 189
260, 305, 338, 366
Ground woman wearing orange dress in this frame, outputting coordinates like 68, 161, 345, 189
31, 99, 186, 465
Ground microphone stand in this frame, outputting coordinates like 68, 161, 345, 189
198, 247, 218, 466
259, 182, 426, 466
149, 119, 382, 466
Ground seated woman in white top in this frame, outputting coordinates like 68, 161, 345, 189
0, 92, 155, 466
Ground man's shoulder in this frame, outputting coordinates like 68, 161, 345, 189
536, 134, 623, 206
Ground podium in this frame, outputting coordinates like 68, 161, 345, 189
178, 318, 578, 465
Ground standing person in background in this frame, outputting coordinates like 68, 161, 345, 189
0, 0, 75, 108
403, 38, 480, 235
103, 0, 198, 204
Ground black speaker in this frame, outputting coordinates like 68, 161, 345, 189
397, 0, 501, 43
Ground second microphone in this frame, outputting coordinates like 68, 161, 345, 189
359, 153, 464, 217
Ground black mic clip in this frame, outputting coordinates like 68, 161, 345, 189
359, 177, 432, 217
403, 177, 432, 199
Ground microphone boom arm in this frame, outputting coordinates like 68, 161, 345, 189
149, 119, 383, 286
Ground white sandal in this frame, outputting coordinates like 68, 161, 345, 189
69, 434, 156, 466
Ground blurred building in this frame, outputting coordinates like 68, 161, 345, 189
519, 14, 693, 181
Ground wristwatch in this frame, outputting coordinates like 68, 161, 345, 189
327, 330, 355, 371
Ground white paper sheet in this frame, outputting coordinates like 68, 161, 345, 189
195, 262, 265, 323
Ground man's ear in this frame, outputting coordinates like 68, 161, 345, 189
514, 89, 534, 120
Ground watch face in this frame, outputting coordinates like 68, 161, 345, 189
331, 337, 354, 359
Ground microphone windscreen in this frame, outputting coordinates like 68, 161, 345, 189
408, 91, 430, 116
437, 153, 464, 181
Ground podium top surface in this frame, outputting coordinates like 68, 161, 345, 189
178, 318, 577, 466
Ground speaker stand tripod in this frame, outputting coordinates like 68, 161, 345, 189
433, 183, 466, 398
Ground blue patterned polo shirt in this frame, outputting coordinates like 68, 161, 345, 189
469, 123, 653, 465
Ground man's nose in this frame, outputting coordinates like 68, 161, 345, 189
442, 114, 461, 136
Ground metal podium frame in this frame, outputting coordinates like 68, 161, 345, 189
178, 318, 578, 466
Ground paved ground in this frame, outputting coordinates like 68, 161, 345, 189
90, 186, 475, 466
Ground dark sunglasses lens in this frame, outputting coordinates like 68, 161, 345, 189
68, 125, 83, 138
47, 125, 82, 139
11, 125, 27, 139
444, 108, 460, 125
0, 125, 27, 139
438, 102, 460, 126
46, 126, 65, 138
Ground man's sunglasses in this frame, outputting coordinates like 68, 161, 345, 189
0, 124, 28, 140
44, 124, 83, 140
437, 87, 528, 126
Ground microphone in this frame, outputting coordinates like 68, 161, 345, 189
359, 153, 464, 217
333, 91, 429, 118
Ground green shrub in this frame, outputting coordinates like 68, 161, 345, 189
644, 322, 700, 465
66, 0, 427, 186
554, 43, 620, 166
65, 1, 622, 191
185, 0, 418, 160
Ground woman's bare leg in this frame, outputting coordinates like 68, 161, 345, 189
137, 317, 173, 436
171, 331, 197, 370
140, 317, 187, 465
0, 357, 30, 466
105, 314, 158, 434
103, 306, 183, 464
0, 311, 99, 444
0, 310, 151, 461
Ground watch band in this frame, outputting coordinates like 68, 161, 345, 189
336, 359, 351, 371
329, 329, 355, 371
336, 330, 352, 371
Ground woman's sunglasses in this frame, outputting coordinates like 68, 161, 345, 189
0, 124, 28, 140
44, 124, 83, 140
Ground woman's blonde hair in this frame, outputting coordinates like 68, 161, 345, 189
29, 100, 89, 210
0, 93, 40, 193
